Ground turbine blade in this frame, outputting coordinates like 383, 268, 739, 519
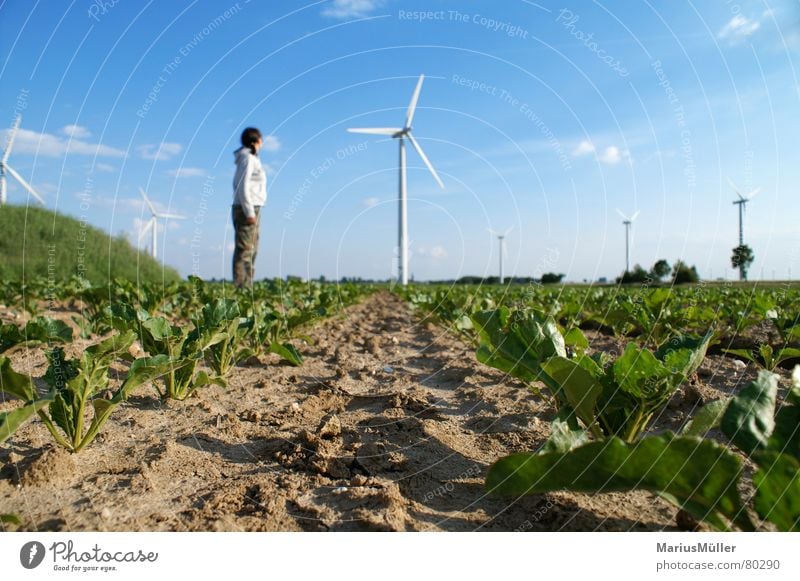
2, 115, 21, 165
138, 219, 153, 240
405, 74, 425, 129
406, 133, 444, 189
346, 127, 402, 136
156, 213, 186, 220
5, 164, 45, 205
630, 210, 640, 222
726, 177, 744, 199
138, 187, 157, 215
504, 226, 514, 236
745, 187, 762, 201
615, 208, 628, 221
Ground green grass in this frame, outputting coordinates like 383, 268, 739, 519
0, 205, 180, 284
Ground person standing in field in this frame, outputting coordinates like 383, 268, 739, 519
232, 127, 267, 287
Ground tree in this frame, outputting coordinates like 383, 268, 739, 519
672, 260, 699, 284
617, 264, 651, 284
731, 244, 754, 281
651, 259, 671, 281
540, 273, 565, 284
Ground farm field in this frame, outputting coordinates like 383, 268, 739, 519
1, 280, 798, 532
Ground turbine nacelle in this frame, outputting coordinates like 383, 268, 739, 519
137, 187, 186, 259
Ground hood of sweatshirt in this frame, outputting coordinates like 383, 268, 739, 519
234, 146, 253, 162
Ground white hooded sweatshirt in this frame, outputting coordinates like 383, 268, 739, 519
232, 146, 267, 218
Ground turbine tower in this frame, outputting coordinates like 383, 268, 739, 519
1, 115, 45, 206
616, 209, 639, 273
728, 177, 761, 247
137, 187, 185, 259
347, 74, 444, 286
489, 227, 513, 284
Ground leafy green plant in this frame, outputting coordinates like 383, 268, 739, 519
2, 332, 173, 452
0, 316, 73, 353
0, 358, 53, 444
541, 333, 713, 442
486, 368, 800, 531
196, 299, 254, 377
723, 344, 800, 371
470, 307, 566, 396
244, 304, 304, 366
106, 303, 226, 400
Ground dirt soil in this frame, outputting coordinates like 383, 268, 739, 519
0, 291, 777, 531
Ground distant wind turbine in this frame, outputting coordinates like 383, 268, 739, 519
727, 177, 761, 247
488, 227, 513, 284
137, 187, 185, 259
347, 74, 444, 286
1, 115, 45, 206
616, 209, 640, 273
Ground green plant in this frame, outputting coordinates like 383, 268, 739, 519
0, 316, 73, 353
470, 307, 566, 396
541, 333, 713, 442
723, 344, 800, 371
197, 299, 254, 377
486, 368, 800, 531
2, 332, 173, 452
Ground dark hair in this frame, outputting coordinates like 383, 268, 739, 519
240, 127, 262, 155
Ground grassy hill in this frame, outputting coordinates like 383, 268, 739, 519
0, 205, 180, 284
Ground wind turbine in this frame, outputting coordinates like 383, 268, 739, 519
137, 187, 185, 259
488, 227, 513, 284
727, 177, 761, 247
616, 209, 640, 273
1, 115, 45, 206
347, 74, 444, 286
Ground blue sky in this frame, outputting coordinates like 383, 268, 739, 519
1, 0, 799, 282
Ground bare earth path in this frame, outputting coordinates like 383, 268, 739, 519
0, 291, 679, 531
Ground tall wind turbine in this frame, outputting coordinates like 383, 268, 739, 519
137, 187, 185, 259
489, 227, 513, 284
347, 74, 444, 286
728, 177, 761, 247
1, 115, 45, 206
616, 209, 640, 273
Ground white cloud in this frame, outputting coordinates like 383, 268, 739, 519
362, 196, 380, 207
262, 135, 281, 152
136, 142, 182, 161
61, 124, 92, 139
599, 146, 622, 164
598, 146, 632, 165
572, 140, 595, 157
718, 15, 760, 43
95, 163, 116, 173
0, 127, 125, 158
416, 245, 447, 259
322, 0, 383, 19
167, 167, 207, 178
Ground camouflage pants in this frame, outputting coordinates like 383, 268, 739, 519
232, 205, 261, 287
